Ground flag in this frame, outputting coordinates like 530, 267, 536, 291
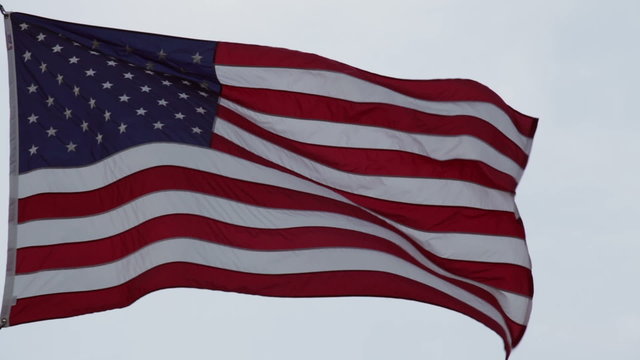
1, 11, 537, 355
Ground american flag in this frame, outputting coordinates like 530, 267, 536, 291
2, 12, 537, 355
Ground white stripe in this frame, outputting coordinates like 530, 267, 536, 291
219, 98, 524, 182
389, 220, 531, 268
214, 118, 516, 212
12, 237, 514, 341
215, 65, 533, 154
424, 232, 531, 268
18, 189, 528, 268
18, 143, 344, 202
18, 189, 531, 324
18, 190, 405, 248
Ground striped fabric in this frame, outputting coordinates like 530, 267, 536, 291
2, 12, 537, 355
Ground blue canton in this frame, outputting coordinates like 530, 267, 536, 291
12, 13, 220, 173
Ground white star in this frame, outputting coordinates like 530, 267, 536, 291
66, 141, 77, 152
136, 107, 147, 116
140, 85, 151, 93
85, 68, 97, 77
19, 23, 29, 31
144, 70, 154, 75
64, 108, 73, 119
119, 94, 131, 102
72, 41, 81, 47
157, 99, 168, 106
181, 80, 191, 86
157, 49, 167, 60
178, 92, 189, 99
145, 62, 154, 70
39, 62, 48, 73
153, 121, 165, 129
80, 121, 89, 132
191, 127, 203, 134
192, 52, 203, 64
28, 145, 38, 156
22, 51, 32, 62
195, 107, 207, 114
198, 91, 209, 97
104, 110, 112, 121
46, 127, 58, 137
174, 112, 185, 120
96, 133, 103, 144
118, 123, 127, 134
91, 39, 100, 49
52, 44, 63, 53
56, 74, 64, 85
27, 83, 38, 93
88, 98, 96, 109
102, 81, 113, 89
46, 96, 55, 107
73, 85, 81, 96
89, 50, 100, 55
36, 33, 47, 42
123, 72, 134, 80
161, 80, 172, 86
199, 81, 208, 89
106, 60, 118, 67
27, 113, 39, 124
68, 56, 80, 64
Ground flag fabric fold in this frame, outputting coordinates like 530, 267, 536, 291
2, 12, 537, 355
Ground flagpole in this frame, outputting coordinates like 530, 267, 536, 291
0, 5, 6, 330
0, 3, 6, 331
1, 5, 17, 330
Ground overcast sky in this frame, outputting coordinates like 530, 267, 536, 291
0, 1, 638, 359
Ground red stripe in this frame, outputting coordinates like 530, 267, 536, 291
16, 215, 415, 273
9, 263, 525, 351
342, 194, 525, 239
215, 42, 538, 138
221, 86, 530, 168
16, 212, 531, 296
217, 105, 518, 192
211, 135, 525, 238
19, 164, 522, 238
18, 166, 378, 224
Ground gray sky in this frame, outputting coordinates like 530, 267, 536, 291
0, 1, 638, 359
